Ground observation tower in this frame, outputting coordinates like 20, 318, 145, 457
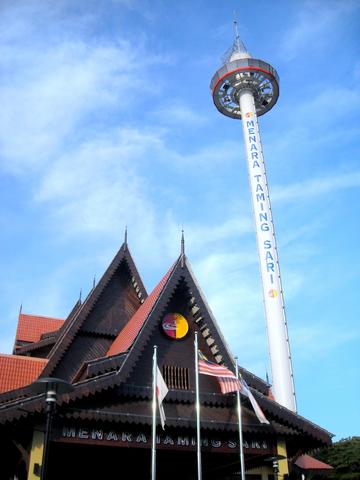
210, 23, 297, 412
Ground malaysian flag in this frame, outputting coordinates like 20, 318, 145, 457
198, 351, 270, 424
198, 351, 241, 394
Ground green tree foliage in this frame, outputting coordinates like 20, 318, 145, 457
313, 437, 360, 479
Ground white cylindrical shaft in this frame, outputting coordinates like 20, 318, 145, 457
239, 89, 296, 412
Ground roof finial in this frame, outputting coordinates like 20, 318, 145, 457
79, 288, 82, 303
93, 276, 96, 289
124, 225, 128, 251
181, 229, 185, 267
19, 303, 23, 315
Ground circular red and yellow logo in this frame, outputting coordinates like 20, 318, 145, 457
162, 313, 189, 340
268, 289, 278, 298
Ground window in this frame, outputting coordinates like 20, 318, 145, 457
162, 365, 190, 390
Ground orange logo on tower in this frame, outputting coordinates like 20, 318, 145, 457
268, 289, 278, 298
245, 112, 252, 118
162, 313, 189, 340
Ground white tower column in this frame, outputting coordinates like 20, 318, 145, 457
238, 89, 296, 411
211, 25, 297, 412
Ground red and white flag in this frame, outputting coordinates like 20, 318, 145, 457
198, 350, 269, 424
198, 350, 241, 394
156, 366, 169, 429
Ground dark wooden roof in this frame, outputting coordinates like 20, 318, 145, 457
39, 243, 147, 381
0, 247, 332, 455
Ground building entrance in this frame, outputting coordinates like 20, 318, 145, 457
47, 441, 250, 480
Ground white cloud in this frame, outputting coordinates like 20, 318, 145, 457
297, 87, 360, 124
280, 0, 360, 61
185, 218, 253, 253
152, 103, 209, 126
272, 170, 360, 202
266, 84, 360, 164
0, 0, 245, 257
0, 3, 168, 173
191, 246, 270, 376
291, 323, 360, 360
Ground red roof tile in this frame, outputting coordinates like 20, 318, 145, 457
107, 262, 176, 356
0, 354, 48, 393
15, 313, 64, 344
295, 454, 333, 471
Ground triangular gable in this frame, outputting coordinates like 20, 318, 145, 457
40, 243, 147, 381
107, 262, 176, 356
106, 255, 243, 393
106, 255, 268, 391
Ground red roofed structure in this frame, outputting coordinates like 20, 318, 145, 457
0, 242, 333, 480
294, 454, 333, 476
0, 354, 47, 394
15, 313, 64, 345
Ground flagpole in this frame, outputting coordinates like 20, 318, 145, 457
151, 345, 158, 480
194, 332, 202, 480
235, 358, 245, 480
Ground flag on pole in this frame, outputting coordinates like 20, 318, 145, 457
235, 360, 245, 480
194, 333, 202, 480
156, 366, 169, 429
198, 350, 241, 394
198, 351, 269, 425
238, 376, 270, 425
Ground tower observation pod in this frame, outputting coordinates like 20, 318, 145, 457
210, 25, 297, 412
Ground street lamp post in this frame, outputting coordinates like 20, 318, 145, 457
264, 454, 287, 480
30, 377, 73, 480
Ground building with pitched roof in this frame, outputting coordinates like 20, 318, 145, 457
0, 241, 332, 479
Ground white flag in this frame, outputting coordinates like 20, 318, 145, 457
156, 366, 169, 429
240, 377, 270, 425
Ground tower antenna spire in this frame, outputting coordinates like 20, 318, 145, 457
222, 14, 250, 64
233, 11, 241, 48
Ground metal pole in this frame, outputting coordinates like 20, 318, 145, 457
40, 410, 53, 480
273, 459, 279, 480
235, 359, 245, 480
194, 332, 202, 480
151, 346, 158, 480
41, 389, 56, 480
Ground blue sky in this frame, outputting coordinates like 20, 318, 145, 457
0, 0, 359, 441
